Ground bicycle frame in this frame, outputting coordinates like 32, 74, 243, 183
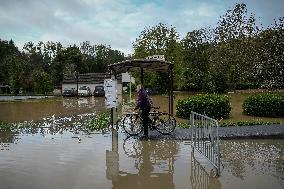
122, 108, 176, 136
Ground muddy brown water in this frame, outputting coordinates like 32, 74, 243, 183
0, 95, 283, 188
0, 127, 283, 189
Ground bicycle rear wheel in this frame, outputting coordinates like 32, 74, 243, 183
123, 114, 143, 136
122, 136, 142, 158
155, 113, 176, 134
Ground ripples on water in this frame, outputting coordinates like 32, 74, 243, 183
0, 96, 283, 188
220, 140, 284, 183
0, 115, 283, 189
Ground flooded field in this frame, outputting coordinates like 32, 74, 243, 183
1, 92, 283, 123
0, 94, 283, 188
0, 97, 106, 122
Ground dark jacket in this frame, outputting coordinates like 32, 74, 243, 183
136, 88, 152, 110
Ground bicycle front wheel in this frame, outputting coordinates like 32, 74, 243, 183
156, 114, 176, 134
123, 114, 143, 136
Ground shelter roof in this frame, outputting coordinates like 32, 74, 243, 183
108, 59, 173, 74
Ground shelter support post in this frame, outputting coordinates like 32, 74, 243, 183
140, 68, 144, 86
168, 66, 174, 115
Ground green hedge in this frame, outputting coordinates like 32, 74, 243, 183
176, 94, 231, 119
243, 93, 284, 117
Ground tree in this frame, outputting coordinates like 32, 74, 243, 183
52, 45, 84, 86
0, 39, 19, 85
32, 70, 53, 94
181, 28, 212, 91
7, 54, 27, 94
80, 41, 125, 73
133, 23, 182, 92
210, 3, 260, 92
254, 17, 284, 89
214, 3, 259, 42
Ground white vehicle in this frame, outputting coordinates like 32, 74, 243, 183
78, 86, 92, 97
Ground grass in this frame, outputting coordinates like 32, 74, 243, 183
87, 112, 111, 131
0, 121, 34, 131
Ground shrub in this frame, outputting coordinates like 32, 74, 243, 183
243, 93, 284, 117
176, 94, 231, 119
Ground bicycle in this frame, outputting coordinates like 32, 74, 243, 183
122, 107, 176, 136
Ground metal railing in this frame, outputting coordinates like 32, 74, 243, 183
190, 151, 221, 189
190, 111, 221, 176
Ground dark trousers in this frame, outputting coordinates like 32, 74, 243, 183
141, 108, 150, 137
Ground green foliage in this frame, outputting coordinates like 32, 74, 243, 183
221, 120, 281, 127
176, 120, 281, 128
87, 112, 111, 130
179, 4, 283, 92
176, 94, 231, 119
133, 23, 182, 92
235, 82, 261, 90
0, 39, 19, 85
8, 55, 29, 94
243, 93, 284, 117
0, 121, 33, 131
1, 3, 283, 94
253, 19, 284, 89
0, 39, 125, 93
0, 121, 15, 131
177, 122, 190, 129
32, 71, 53, 94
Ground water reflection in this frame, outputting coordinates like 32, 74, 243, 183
0, 111, 100, 149
0, 131, 19, 151
221, 140, 284, 182
191, 152, 221, 189
107, 134, 178, 189
0, 123, 283, 189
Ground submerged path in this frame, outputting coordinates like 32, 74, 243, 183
147, 125, 284, 140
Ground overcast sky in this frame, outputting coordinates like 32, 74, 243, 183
0, 0, 283, 54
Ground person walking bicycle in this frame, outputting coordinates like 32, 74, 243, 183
134, 85, 152, 138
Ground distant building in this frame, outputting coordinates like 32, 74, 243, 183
121, 72, 135, 92
62, 73, 122, 95
0, 84, 10, 94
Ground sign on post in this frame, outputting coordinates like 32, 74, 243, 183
104, 79, 118, 108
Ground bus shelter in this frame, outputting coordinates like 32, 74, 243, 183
108, 58, 174, 115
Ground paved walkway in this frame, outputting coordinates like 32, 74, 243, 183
146, 125, 284, 140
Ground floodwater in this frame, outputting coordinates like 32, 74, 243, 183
0, 95, 283, 188
0, 97, 106, 122
0, 125, 283, 189
0, 93, 189, 122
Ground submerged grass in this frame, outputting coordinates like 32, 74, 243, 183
87, 112, 111, 131
177, 120, 282, 129
0, 111, 111, 132
0, 121, 34, 131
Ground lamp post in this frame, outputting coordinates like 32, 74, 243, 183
129, 73, 132, 101
75, 71, 79, 98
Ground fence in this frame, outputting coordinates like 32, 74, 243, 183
190, 151, 221, 189
190, 111, 221, 176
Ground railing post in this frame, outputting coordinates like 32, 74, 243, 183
191, 111, 221, 177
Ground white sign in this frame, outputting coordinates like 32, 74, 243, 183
146, 55, 165, 60
104, 79, 118, 108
